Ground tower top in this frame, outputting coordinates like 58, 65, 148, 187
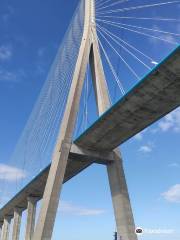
90, 0, 95, 24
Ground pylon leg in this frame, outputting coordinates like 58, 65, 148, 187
32, 1, 92, 239
107, 150, 137, 240
90, 27, 137, 240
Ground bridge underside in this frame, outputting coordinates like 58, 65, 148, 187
0, 46, 179, 222
0, 146, 113, 221
75, 46, 180, 151
0, 159, 90, 221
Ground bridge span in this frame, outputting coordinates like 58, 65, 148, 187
0, 45, 179, 225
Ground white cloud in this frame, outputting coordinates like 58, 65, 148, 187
139, 145, 152, 153
150, 128, 159, 134
161, 35, 177, 45
0, 192, 11, 207
36, 65, 46, 75
149, 25, 178, 46
59, 201, 105, 216
134, 133, 143, 140
0, 164, 26, 182
0, 45, 12, 61
158, 107, 180, 132
37, 47, 46, 57
0, 70, 16, 82
168, 163, 180, 168
162, 184, 180, 203
0, 68, 26, 83
134, 129, 147, 141
1, 5, 15, 23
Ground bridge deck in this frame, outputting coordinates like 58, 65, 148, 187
0, 154, 92, 220
0, 46, 179, 221
75, 46, 180, 151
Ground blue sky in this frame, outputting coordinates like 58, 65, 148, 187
0, 0, 180, 239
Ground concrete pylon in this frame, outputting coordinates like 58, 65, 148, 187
32, 0, 137, 239
1, 216, 11, 240
32, 1, 92, 239
89, 26, 137, 240
12, 208, 22, 240
25, 197, 38, 240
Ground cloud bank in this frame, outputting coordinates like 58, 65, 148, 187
162, 184, 180, 203
159, 107, 180, 132
59, 201, 105, 216
0, 164, 26, 181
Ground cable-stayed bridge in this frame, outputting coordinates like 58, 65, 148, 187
0, 0, 180, 240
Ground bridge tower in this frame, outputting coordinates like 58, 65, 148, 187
32, 0, 137, 239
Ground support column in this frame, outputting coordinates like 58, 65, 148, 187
32, 1, 92, 239
107, 150, 137, 240
90, 27, 137, 240
12, 208, 22, 240
25, 197, 38, 240
1, 216, 11, 240
0, 221, 3, 240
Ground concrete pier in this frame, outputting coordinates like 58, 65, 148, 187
1, 216, 11, 240
0, 221, 3, 240
25, 197, 38, 240
12, 208, 22, 240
